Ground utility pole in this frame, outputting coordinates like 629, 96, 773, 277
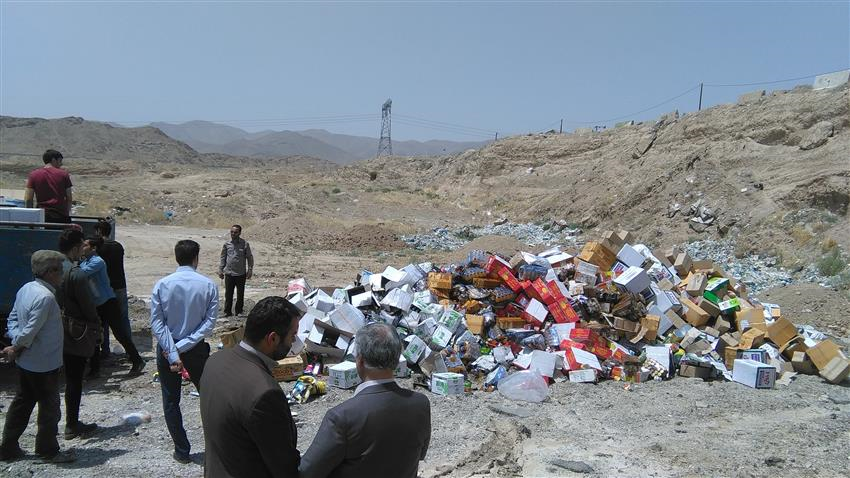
559, 119, 563, 134
377, 98, 392, 157
698, 83, 704, 111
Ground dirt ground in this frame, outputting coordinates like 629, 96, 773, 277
2, 224, 849, 478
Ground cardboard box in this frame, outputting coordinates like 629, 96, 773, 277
568, 369, 598, 383
766, 317, 799, 348
673, 252, 692, 276
220, 326, 244, 349
739, 328, 766, 349
819, 356, 850, 384
522, 298, 549, 327
737, 349, 767, 363
806, 340, 846, 371
715, 318, 731, 334
430, 324, 454, 348
617, 244, 646, 268
472, 277, 502, 289
614, 317, 641, 333
395, 355, 409, 378
724, 347, 741, 368
306, 320, 354, 359
439, 309, 464, 332
403, 335, 429, 363
564, 347, 603, 371
496, 316, 525, 329
272, 355, 305, 382
427, 272, 452, 290
613, 266, 651, 293
732, 359, 776, 389
328, 361, 362, 389
578, 241, 617, 271
791, 351, 818, 375
679, 363, 712, 379
431, 372, 465, 396
496, 266, 522, 292
465, 314, 485, 336
680, 296, 710, 327
329, 304, 366, 334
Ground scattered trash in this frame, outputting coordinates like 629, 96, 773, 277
122, 411, 152, 426
284, 229, 849, 404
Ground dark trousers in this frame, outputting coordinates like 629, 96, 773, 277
44, 209, 70, 224
90, 298, 141, 371
1, 367, 61, 457
224, 274, 246, 315
156, 341, 209, 456
63, 354, 87, 427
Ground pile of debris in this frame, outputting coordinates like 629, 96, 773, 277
269, 230, 849, 399
401, 221, 581, 251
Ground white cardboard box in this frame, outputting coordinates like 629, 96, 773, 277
569, 369, 598, 383
403, 335, 429, 363
394, 355, 409, 378
430, 324, 453, 348
431, 372, 465, 396
613, 266, 651, 293
328, 361, 362, 389
328, 303, 366, 334
732, 359, 776, 389
617, 244, 645, 268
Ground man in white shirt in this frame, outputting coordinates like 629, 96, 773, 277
1, 250, 76, 463
150, 240, 218, 464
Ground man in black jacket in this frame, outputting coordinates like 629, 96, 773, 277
57, 229, 102, 439
199, 296, 301, 477
299, 322, 431, 478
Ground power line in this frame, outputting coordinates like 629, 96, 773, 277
704, 67, 848, 87
561, 84, 702, 125
394, 114, 497, 134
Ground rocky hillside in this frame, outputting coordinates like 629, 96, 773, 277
341, 84, 849, 268
0, 116, 201, 163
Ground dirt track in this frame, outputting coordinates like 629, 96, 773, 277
2, 224, 850, 478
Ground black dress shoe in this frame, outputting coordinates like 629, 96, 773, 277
173, 451, 192, 464
65, 422, 98, 440
0, 446, 26, 462
128, 358, 146, 377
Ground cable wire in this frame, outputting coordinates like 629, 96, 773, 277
704, 67, 848, 87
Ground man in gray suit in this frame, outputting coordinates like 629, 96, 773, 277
199, 296, 302, 477
299, 322, 431, 478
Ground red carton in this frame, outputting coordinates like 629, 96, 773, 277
532, 278, 557, 305
497, 266, 522, 292
486, 255, 512, 275
547, 280, 567, 302
560, 339, 587, 351
551, 300, 581, 323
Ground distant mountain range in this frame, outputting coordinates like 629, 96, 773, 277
151, 120, 489, 164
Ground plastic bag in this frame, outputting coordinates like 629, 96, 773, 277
497, 370, 549, 403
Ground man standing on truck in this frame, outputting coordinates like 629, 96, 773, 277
218, 225, 253, 317
25, 149, 73, 224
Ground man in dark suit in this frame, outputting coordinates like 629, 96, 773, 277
299, 322, 431, 478
199, 296, 302, 477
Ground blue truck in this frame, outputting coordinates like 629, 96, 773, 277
0, 215, 115, 343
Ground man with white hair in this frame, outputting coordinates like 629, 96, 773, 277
299, 322, 431, 478
1, 250, 75, 463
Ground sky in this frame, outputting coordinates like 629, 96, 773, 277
1, 1, 848, 142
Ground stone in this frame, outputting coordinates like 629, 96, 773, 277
799, 121, 834, 150
551, 460, 594, 473
633, 130, 658, 159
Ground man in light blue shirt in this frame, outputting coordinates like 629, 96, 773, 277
150, 239, 218, 464
1, 250, 75, 463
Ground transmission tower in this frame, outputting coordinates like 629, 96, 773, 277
377, 98, 392, 157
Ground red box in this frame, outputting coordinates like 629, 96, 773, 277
590, 343, 613, 360
515, 294, 530, 308
486, 255, 512, 275
547, 280, 566, 303
497, 266, 522, 292
559, 339, 587, 351
551, 300, 581, 324
570, 328, 600, 344
532, 278, 557, 305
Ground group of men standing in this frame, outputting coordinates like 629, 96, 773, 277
2, 149, 433, 476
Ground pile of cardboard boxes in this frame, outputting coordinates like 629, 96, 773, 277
229, 230, 849, 395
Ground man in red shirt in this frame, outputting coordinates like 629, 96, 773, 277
25, 150, 73, 223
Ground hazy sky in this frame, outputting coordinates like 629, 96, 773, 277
1, 1, 848, 141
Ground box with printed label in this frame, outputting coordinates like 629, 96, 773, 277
568, 369, 598, 383
431, 372, 465, 396
328, 361, 362, 389
272, 355, 305, 382
732, 359, 776, 389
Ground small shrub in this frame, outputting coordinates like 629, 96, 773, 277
368, 171, 378, 181
331, 187, 341, 194
817, 247, 846, 277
